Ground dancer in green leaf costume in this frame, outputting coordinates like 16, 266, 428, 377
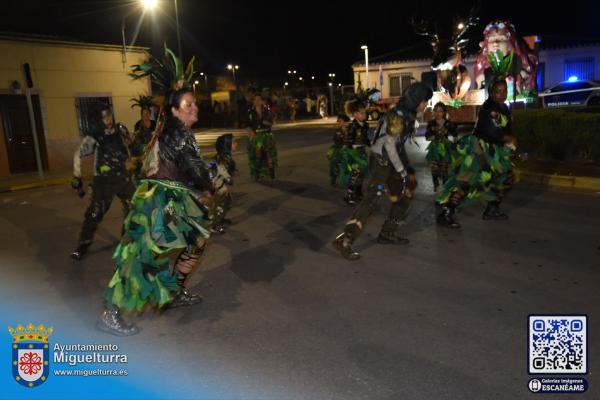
437, 75, 516, 229
97, 47, 215, 336
247, 93, 277, 180
425, 102, 457, 191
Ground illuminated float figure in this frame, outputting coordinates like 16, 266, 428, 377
474, 20, 539, 101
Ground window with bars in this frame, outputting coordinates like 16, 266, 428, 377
74, 96, 113, 136
564, 57, 595, 81
389, 74, 413, 97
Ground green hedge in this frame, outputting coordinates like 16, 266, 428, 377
513, 109, 600, 162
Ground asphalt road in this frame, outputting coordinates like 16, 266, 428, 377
1, 126, 599, 400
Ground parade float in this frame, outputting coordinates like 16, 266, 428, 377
416, 14, 539, 124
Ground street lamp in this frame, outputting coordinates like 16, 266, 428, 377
121, 0, 158, 66
457, 22, 465, 30
173, 0, 183, 58
193, 80, 199, 95
361, 45, 369, 90
227, 64, 240, 126
328, 73, 336, 115
200, 72, 208, 88
227, 64, 239, 84
141, 0, 158, 9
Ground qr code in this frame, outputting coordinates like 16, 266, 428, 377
528, 315, 587, 374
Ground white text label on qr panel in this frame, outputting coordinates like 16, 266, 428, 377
528, 315, 587, 374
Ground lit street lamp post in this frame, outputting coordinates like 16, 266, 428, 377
200, 72, 208, 93
227, 64, 239, 85
361, 45, 369, 90
174, 0, 182, 59
121, 0, 157, 66
227, 64, 240, 127
328, 73, 336, 115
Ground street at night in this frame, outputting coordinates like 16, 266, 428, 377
2, 0, 600, 398
1, 127, 599, 399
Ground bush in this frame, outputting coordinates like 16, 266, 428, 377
513, 109, 600, 162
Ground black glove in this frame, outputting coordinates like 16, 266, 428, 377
71, 176, 83, 190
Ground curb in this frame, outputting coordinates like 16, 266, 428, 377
0, 177, 72, 194
0, 149, 231, 194
514, 168, 600, 191
4, 158, 598, 196
273, 122, 337, 130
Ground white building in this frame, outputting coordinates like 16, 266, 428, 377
352, 39, 600, 98
537, 39, 600, 88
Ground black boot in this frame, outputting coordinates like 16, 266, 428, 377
377, 230, 409, 245
167, 289, 203, 309
344, 190, 357, 205
211, 224, 226, 235
70, 242, 90, 261
432, 176, 439, 192
332, 233, 360, 261
483, 201, 509, 220
355, 186, 364, 202
437, 206, 461, 229
330, 174, 337, 187
96, 308, 139, 336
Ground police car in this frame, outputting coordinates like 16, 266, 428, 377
539, 77, 600, 108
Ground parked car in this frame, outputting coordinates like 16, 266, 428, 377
538, 79, 600, 108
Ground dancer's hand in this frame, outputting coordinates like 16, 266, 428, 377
70, 176, 82, 190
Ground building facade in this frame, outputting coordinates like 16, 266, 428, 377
352, 40, 600, 100
538, 43, 600, 89
0, 34, 150, 178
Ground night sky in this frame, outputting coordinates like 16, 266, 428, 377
2, 0, 599, 85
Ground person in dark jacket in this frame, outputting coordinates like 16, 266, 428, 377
327, 114, 350, 186
437, 75, 516, 228
210, 133, 237, 234
130, 105, 157, 184
425, 102, 457, 191
98, 79, 215, 336
247, 94, 277, 180
339, 99, 370, 204
70, 105, 135, 260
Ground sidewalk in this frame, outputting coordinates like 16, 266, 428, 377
0, 170, 74, 193
192, 117, 337, 146
272, 116, 337, 129
514, 168, 600, 191
1, 119, 337, 194
4, 118, 598, 194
